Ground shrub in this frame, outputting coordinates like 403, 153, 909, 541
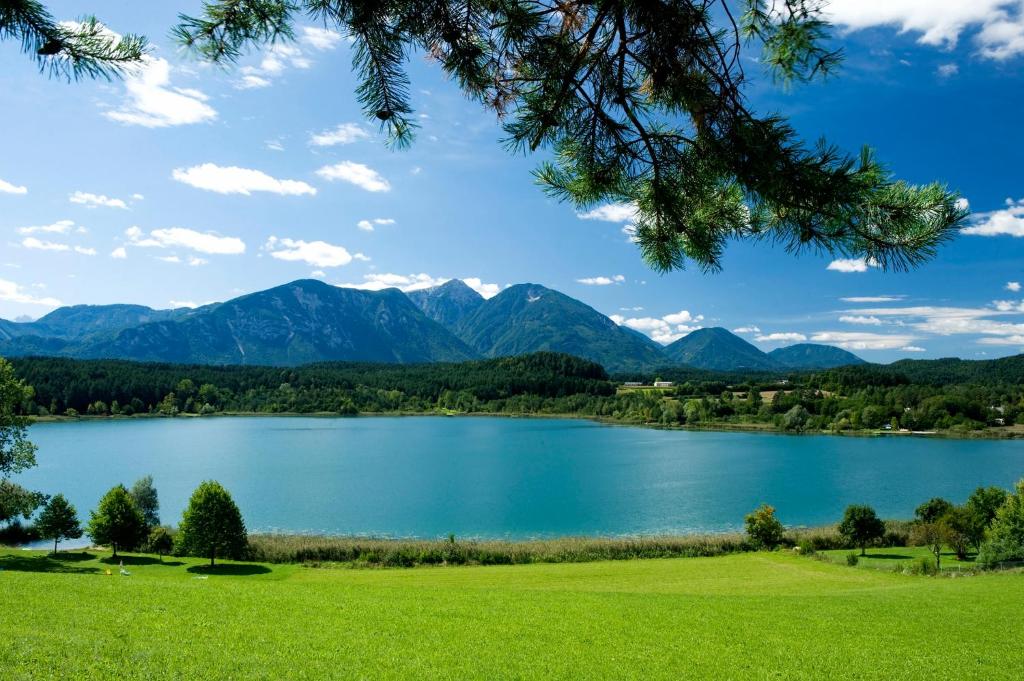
908, 555, 938, 576
745, 504, 785, 550
846, 552, 859, 566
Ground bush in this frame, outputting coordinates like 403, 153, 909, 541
908, 555, 938, 576
745, 504, 785, 550
978, 479, 1024, 568
846, 552, 859, 566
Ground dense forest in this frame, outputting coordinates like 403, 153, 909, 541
8, 352, 1024, 435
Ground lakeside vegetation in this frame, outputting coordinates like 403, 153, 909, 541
9, 352, 1024, 437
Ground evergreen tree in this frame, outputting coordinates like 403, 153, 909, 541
0, 1, 147, 80
174, 0, 965, 273
36, 494, 83, 554
130, 475, 160, 528
177, 481, 247, 566
86, 484, 147, 558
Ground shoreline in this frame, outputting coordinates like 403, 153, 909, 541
26, 409, 1024, 440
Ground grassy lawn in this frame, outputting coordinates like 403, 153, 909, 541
2, 548, 1022, 680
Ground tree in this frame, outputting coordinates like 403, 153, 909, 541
176, 481, 247, 566
781, 404, 811, 432
0, 1, 147, 80
0, 358, 44, 524
130, 475, 160, 528
965, 486, 1009, 551
941, 505, 973, 561
910, 520, 949, 573
915, 497, 953, 524
978, 479, 1024, 568
147, 526, 175, 561
174, 1, 965, 274
745, 503, 784, 550
86, 485, 147, 558
35, 494, 83, 555
837, 505, 885, 556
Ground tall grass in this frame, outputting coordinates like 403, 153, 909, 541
246, 533, 752, 567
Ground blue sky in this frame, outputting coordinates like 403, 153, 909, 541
1, 1, 1023, 362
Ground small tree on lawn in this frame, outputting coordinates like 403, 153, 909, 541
176, 481, 247, 566
910, 520, 950, 573
941, 506, 974, 561
838, 505, 886, 556
36, 494, 82, 555
147, 526, 175, 562
87, 484, 147, 559
130, 475, 160, 528
745, 504, 785, 550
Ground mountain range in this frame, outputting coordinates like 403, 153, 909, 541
0, 278, 865, 372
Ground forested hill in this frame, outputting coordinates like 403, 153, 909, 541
10, 352, 614, 416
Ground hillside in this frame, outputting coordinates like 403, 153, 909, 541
663, 327, 779, 371
769, 343, 865, 369
406, 279, 485, 328
455, 283, 667, 372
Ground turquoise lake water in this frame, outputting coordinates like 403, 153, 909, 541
18, 416, 1024, 539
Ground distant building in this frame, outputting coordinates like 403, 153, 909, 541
653, 381, 674, 388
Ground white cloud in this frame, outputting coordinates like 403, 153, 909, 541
577, 203, 638, 222
0, 278, 61, 307
264, 236, 356, 267
0, 178, 27, 195
265, 139, 285, 152
69, 191, 128, 209
22, 237, 70, 252
754, 332, 808, 343
827, 257, 879, 273
235, 42, 321, 89
105, 56, 217, 128
576, 275, 625, 285
157, 255, 181, 263
336, 273, 448, 292
839, 315, 884, 325
356, 217, 395, 232
937, 63, 959, 77
840, 295, 906, 303
110, 247, 127, 259
126, 226, 246, 254
611, 309, 704, 344
1007, 281, 1022, 292
900, 346, 927, 352
825, 1, 1024, 58
316, 162, 390, 192
74, 246, 97, 256
187, 256, 208, 266
962, 199, 1024, 236
172, 164, 317, 196
462, 277, 501, 299
301, 26, 343, 51
237, 74, 272, 90
732, 326, 761, 334
17, 219, 78, 235
809, 331, 921, 351
310, 123, 370, 147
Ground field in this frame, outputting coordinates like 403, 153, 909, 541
2, 549, 1022, 679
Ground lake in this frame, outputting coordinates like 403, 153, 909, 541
18, 416, 1024, 539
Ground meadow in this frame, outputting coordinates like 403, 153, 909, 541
1, 548, 1021, 679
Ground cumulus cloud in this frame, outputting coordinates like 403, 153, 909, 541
110, 247, 127, 259
809, 331, 921, 351
310, 123, 370, 147
17, 219, 80, 235
937, 63, 959, 77
356, 218, 395, 232
125, 226, 246, 254
0, 278, 61, 307
576, 275, 625, 285
611, 309, 704, 344
0, 178, 28, 195
901, 345, 927, 352
1007, 281, 1022, 292
335, 274, 501, 297
824, 1, 1024, 58
839, 315, 884, 325
827, 257, 879, 273
316, 162, 390, 192
172, 164, 317, 196
754, 332, 808, 343
462, 277, 502, 299
576, 203, 638, 222
732, 326, 761, 334
22, 237, 70, 252
264, 236, 361, 267
962, 198, 1024, 236
69, 191, 128, 209
301, 26, 344, 51
235, 43, 316, 89
840, 295, 906, 303
74, 246, 97, 256
169, 300, 199, 309
105, 57, 217, 128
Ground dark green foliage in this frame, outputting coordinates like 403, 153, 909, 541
941, 505, 974, 561
978, 480, 1024, 568
35, 494, 83, 554
909, 520, 950, 572
0, 1, 147, 80
0, 357, 42, 523
86, 485, 147, 558
845, 552, 858, 567
837, 505, 885, 556
768, 344, 865, 370
965, 486, 1009, 550
130, 475, 160, 528
147, 526, 175, 560
745, 504, 784, 550
177, 481, 247, 566
915, 498, 953, 524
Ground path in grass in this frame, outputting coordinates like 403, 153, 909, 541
1, 549, 1021, 679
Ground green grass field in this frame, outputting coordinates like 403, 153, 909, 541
2, 548, 1021, 679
